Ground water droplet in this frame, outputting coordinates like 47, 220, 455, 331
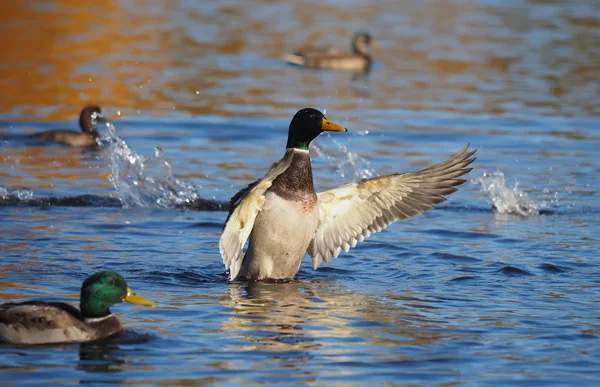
471, 170, 540, 216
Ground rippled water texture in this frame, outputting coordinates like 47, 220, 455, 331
1, 0, 599, 386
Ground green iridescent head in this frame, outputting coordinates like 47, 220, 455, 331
79, 271, 156, 318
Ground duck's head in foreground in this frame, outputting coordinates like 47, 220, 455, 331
79, 271, 156, 317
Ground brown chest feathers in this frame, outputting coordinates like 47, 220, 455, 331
270, 151, 317, 205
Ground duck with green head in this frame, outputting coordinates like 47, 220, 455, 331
29, 105, 108, 147
0, 271, 156, 344
284, 32, 376, 73
220, 108, 476, 281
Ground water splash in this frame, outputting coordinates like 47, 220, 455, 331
100, 123, 209, 209
97, 120, 376, 208
472, 171, 541, 216
312, 134, 375, 180
0, 185, 34, 201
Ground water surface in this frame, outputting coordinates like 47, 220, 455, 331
1, 0, 599, 386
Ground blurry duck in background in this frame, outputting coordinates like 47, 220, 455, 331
220, 108, 476, 282
29, 105, 108, 147
0, 271, 156, 344
284, 31, 375, 73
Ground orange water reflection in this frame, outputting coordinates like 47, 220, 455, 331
0, 0, 597, 122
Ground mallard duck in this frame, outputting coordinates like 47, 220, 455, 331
220, 108, 476, 281
29, 105, 107, 147
0, 271, 156, 344
284, 32, 375, 73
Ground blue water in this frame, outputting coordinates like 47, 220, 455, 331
1, 0, 600, 386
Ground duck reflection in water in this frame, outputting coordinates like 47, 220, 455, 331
77, 331, 153, 375
78, 340, 127, 375
222, 281, 322, 355
220, 280, 449, 362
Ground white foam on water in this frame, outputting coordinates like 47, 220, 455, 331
100, 123, 202, 208
472, 170, 541, 216
0, 185, 34, 201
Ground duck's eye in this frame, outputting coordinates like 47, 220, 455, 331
110, 279, 117, 286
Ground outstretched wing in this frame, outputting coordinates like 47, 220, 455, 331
308, 144, 476, 269
219, 151, 295, 280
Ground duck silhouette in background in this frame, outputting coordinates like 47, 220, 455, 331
284, 32, 376, 73
29, 105, 108, 147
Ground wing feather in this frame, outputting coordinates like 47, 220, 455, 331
308, 144, 476, 269
0, 301, 105, 344
219, 152, 295, 280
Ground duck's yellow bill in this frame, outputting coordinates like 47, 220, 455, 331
124, 287, 157, 307
321, 118, 347, 132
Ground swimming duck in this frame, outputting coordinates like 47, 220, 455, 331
220, 108, 476, 281
0, 271, 156, 344
284, 32, 375, 73
29, 105, 107, 147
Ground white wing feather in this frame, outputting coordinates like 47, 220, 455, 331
219, 151, 295, 280
308, 145, 476, 269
